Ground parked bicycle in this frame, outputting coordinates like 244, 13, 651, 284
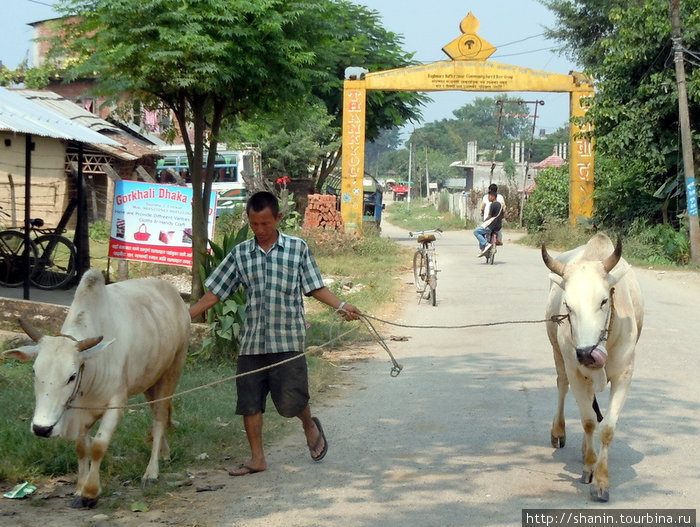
409, 228, 442, 306
0, 208, 77, 290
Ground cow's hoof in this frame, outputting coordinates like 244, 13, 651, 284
141, 477, 157, 488
551, 434, 565, 448
69, 496, 99, 509
581, 470, 593, 484
590, 485, 610, 502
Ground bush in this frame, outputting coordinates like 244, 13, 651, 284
523, 166, 569, 232
302, 227, 362, 257
624, 219, 690, 266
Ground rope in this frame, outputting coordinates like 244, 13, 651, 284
360, 313, 569, 330
67, 320, 362, 411
66, 312, 569, 411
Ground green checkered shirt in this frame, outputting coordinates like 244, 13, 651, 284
204, 232, 326, 356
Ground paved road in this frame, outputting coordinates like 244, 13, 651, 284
214, 222, 700, 527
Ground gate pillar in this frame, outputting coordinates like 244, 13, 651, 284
340, 80, 367, 232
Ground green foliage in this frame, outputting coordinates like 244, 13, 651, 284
194, 225, 249, 362
522, 166, 570, 232
88, 220, 110, 242
592, 155, 664, 230
544, 0, 700, 230
227, 0, 427, 192
624, 218, 690, 266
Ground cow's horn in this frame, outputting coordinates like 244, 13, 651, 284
541, 244, 566, 277
602, 237, 622, 273
18, 318, 44, 342
77, 336, 104, 352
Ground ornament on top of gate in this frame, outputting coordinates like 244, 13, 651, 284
442, 13, 496, 62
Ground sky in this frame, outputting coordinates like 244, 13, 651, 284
0, 0, 580, 133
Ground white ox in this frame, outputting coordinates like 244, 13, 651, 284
3, 269, 190, 508
542, 233, 643, 502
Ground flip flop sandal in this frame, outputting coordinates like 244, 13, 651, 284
308, 417, 328, 462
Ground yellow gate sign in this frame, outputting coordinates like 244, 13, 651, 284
341, 12, 594, 229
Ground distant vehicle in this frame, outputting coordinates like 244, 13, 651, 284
392, 181, 410, 201
155, 145, 261, 214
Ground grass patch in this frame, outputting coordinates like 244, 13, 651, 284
0, 353, 336, 496
386, 199, 469, 232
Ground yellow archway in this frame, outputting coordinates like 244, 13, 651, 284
341, 13, 594, 230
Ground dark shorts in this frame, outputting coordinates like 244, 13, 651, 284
235, 351, 309, 418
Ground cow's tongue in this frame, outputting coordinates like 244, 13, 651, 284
590, 346, 607, 368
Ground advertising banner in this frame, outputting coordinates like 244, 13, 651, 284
108, 180, 216, 267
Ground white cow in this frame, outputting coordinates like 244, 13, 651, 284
3, 269, 190, 508
542, 233, 643, 502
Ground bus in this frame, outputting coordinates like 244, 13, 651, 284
155, 145, 261, 213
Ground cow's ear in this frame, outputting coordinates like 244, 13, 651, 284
607, 259, 631, 286
549, 273, 565, 289
2, 346, 39, 362
80, 339, 115, 359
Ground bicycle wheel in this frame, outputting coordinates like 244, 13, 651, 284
31, 234, 77, 290
0, 230, 38, 287
413, 249, 427, 293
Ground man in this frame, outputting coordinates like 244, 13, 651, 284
479, 183, 505, 245
189, 191, 361, 476
474, 190, 504, 257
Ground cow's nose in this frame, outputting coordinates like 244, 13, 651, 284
32, 424, 53, 437
576, 345, 596, 365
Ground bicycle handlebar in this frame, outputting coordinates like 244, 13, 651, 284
409, 228, 443, 237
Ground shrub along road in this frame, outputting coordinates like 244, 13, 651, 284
3, 223, 699, 526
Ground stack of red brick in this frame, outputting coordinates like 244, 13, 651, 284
303, 194, 344, 230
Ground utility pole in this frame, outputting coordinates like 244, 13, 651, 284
670, 0, 700, 265
407, 132, 413, 210
425, 144, 430, 199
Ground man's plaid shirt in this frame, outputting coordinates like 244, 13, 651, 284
204, 232, 326, 356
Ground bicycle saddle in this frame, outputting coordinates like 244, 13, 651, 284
30, 218, 44, 227
417, 234, 436, 243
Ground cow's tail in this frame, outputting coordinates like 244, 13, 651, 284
593, 396, 604, 423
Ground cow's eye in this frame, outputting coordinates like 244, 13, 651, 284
601, 298, 608, 309
67, 374, 77, 385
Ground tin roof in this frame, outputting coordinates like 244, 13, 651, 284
0, 87, 120, 145
8, 89, 162, 161
14, 89, 122, 135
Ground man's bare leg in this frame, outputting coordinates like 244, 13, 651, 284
229, 412, 267, 475
298, 405, 326, 459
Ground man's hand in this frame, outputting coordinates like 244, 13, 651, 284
337, 302, 362, 321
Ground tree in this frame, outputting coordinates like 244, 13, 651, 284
543, 0, 699, 233
539, 0, 628, 70
53, 0, 351, 299
227, 0, 426, 192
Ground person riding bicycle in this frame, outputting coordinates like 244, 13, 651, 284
474, 190, 503, 258
480, 183, 505, 246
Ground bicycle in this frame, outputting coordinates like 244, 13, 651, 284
409, 228, 442, 306
0, 208, 77, 290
